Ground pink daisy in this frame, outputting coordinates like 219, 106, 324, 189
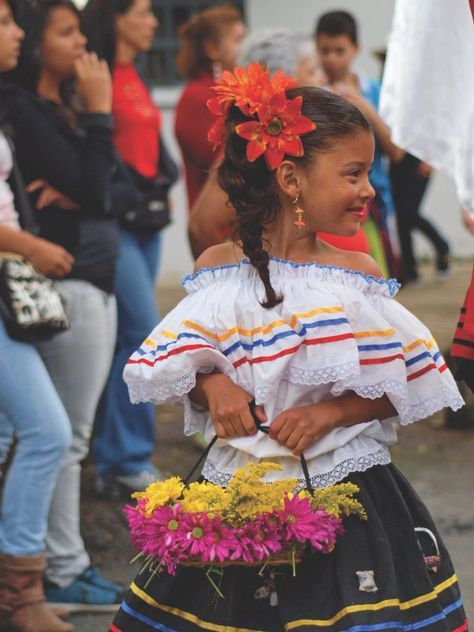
231, 520, 282, 564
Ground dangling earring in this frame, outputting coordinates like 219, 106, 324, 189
293, 195, 306, 229
212, 61, 222, 82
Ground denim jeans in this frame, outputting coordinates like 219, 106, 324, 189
36, 280, 117, 587
0, 318, 71, 557
93, 229, 161, 476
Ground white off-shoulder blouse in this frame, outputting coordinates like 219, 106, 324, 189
124, 258, 464, 488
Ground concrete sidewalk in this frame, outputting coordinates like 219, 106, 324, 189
73, 259, 474, 630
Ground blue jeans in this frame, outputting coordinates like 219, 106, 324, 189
93, 229, 161, 476
0, 318, 71, 557
37, 280, 117, 586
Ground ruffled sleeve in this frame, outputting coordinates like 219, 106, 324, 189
331, 281, 464, 424
123, 259, 464, 436
123, 279, 235, 406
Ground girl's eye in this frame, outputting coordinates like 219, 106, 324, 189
348, 170, 360, 178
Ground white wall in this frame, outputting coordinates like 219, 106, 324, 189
156, 0, 472, 281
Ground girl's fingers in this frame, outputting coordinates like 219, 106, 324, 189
284, 428, 302, 452
214, 420, 226, 439
253, 404, 267, 423
268, 412, 285, 438
240, 408, 258, 435
292, 437, 308, 456
275, 420, 294, 445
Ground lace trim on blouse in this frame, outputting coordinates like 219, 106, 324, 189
201, 446, 392, 489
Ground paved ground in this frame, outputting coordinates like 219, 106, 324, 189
68, 259, 474, 629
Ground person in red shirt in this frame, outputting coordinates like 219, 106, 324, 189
82, 0, 171, 494
175, 6, 245, 210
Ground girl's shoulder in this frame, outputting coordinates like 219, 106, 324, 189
193, 243, 243, 273
315, 240, 383, 278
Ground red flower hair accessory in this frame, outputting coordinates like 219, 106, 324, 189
207, 62, 316, 170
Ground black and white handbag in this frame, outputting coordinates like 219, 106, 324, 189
0, 252, 69, 342
0, 138, 69, 342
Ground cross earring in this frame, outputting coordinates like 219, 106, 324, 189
293, 196, 306, 229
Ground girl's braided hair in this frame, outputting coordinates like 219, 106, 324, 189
217, 86, 370, 308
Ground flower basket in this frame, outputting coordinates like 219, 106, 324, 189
125, 461, 366, 579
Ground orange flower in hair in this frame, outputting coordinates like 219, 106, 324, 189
207, 62, 315, 169
236, 93, 315, 170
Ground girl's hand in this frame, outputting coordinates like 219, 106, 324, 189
196, 373, 266, 439
269, 401, 339, 456
27, 179, 79, 210
27, 236, 74, 277
74, 52, 112, 114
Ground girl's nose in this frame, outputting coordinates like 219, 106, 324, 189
362, 178, 376, 202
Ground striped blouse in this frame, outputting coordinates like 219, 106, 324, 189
124, 258, 464, 488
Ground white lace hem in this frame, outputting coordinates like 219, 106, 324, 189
127, 370, 197, 405
127, 362, 362, 407
201, 446, 392, 489
332, 378, 465, 425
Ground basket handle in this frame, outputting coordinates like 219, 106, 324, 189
184, 399, 314, 494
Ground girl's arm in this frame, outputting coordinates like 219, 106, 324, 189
190, 372, 265, 438
191, 372, 396, 454
268, 394, 396, 455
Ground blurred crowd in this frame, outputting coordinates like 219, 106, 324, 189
0, 1, 472, 630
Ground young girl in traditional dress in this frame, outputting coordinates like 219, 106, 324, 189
112, 65, 468, 632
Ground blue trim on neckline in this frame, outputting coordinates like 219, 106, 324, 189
182, 257, 400, 296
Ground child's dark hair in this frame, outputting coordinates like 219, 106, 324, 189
218, 87, 370, 309
314, 11, 358, 45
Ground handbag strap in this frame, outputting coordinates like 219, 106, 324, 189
5, 135, 40, 234
183, 399, 314, 494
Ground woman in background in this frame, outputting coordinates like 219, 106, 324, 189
0, 2, 72, 629
175, 5, 245, 210
3, 0, 128, 609
82, 0, 175, 496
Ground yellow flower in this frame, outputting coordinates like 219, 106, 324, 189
181, 482, 230, 515
308, 483, 366, 520
132, 476, 184, 517
225, 462, 298, 521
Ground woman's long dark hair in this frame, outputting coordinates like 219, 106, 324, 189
218, 87, 371, 308
81, 0, 134, 70
4, 0, 80, 93
0, 0, 19, 127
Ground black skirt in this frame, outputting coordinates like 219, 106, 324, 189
111, 464, 468, 632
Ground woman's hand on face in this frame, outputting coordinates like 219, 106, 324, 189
198, 373, 266, 439
269, 402, 339, 456
74, 52, 112, 114
27, 236, 74, 277
27, 179, 80, 211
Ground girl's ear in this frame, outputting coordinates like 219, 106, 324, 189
275, 160, 301, 199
